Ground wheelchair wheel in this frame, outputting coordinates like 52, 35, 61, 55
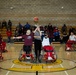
18, 49, 23, 61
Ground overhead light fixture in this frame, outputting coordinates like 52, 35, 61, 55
61, 6, 64, 9
10, 7, 14, 10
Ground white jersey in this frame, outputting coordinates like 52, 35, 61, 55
42, 37, 50, 47
69, 35, 76, 41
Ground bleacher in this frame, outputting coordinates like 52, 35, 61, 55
0, 26, 16, 39
0, 25, 76, 42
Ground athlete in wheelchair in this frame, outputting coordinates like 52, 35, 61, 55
65, 32, 76, 51
13, 29, 34, 61
42, 34, 57, 63
0, 34, 7, 53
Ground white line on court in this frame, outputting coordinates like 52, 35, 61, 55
60, 64, 69, 75
6, 64, 15, 75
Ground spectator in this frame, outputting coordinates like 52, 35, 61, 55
14, 28, 20, 42
16, 22, 23, 30
61, 24, 67, 34
6, 29, 12, 43
48, 23, 53, 31
7, 20, 12, 30
16, 22, 23, 35
48, 29, 54, 43
2, 20, 7, 29
62, 31, 68, 43
60, 35, 63, 44
69, 26, 75, 36
53, 28, 60, 42
24, 22, 31, 30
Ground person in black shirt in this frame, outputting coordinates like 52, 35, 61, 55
2, 20, 7, 29
7, 20, 12, 30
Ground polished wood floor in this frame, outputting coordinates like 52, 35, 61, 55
0, 43, 76, 75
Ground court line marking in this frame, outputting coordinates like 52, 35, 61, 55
6, 64, 15, 75
60, 64, 68, 75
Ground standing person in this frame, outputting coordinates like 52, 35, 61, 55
33, 26, 42, 63
61, 24, 67, 34
7, 20, 12, 30
6, 29, 12, 43
13, 29, 34, 58
2, 20, 7, 29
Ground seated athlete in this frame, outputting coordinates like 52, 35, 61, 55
66, 32, 76, 50
13, 29, 34, 58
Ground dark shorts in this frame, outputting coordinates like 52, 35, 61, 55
23, 45, 31, 53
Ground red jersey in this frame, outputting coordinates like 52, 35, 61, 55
22, 33, 34, 46
6, 31, 12, 37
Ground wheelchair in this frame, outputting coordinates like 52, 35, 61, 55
0, 41, 7, 53
65, 40, 76, 51
42, 45, 57, 63
18, 45, 34, 62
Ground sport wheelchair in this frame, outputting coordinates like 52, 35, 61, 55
65, 40, 76, 51
18, 45, 34, 62
42, 45, 57, 63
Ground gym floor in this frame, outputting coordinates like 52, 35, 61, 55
0, 43, 76, 75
